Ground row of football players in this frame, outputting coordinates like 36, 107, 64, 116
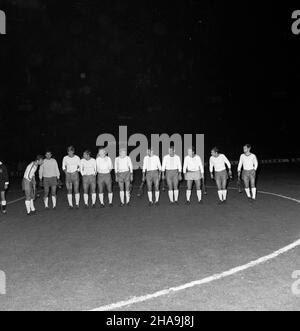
0, 144, 258, 215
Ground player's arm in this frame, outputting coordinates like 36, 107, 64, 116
253, 155, 258, 171
183, 156, 187, 175
79, 160, 84, 176
128, 157, 134, 182
224, 155, 232, 178
237, 155, 243, 178
199, 157, 204, 178
157, 157, 162, 180
114, 158, 119, 182
142, 157, 147, 182
54, 160, 60, 179
161, 156, 166, 179
209, 157, 214, 179
178, 156, 182, 181
62, 157, 67, 175
38, 162, 44, 182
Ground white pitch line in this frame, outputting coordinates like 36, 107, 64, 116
91, 190, 300, 311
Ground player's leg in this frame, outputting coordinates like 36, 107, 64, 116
215, 172, 223, 202
91, 176, 97, 207
50, 177, 58, 209
243, 171, 251, 199
146, 173, 153, 205
106, 174, 113, 207
186, 180, 193, 204
195, 179, 202, 203
83, 176, 89, 208
118, 179, 125, 206
0, 191, 6, 214
154, 172, 160, 205
66, 174, 74, 208
43, 178, 50, 209
125, 172, 131, 206
250, 170, 257, 200
221, 171, 228, 202
98, 175, 105, 208
73, 173, 80, 208
166, 171, 174, 203
173, 172, 179, 203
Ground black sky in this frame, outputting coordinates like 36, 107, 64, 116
0, 0, 298, 162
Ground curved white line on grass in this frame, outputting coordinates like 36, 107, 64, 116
91, 190, 300, 311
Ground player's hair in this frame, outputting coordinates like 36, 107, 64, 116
244, 144, 252, 150
36, 155, 44, 161
83, 150, 91, 157
67, 146, 75, 152
45, 150, 52, 155
211, 147, 219, 153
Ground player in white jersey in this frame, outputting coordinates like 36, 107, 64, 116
0, 161, 9, 214
238, 144, 258, 200
183, 147, 204, 204
209, 147, 232, 203
115, 148, 133, 207
80, 150, 97, 208
39, 151, 60, 210
96, 149, 113, 208
23, 155, 44, 215
162, 147, 182, 204
62, 146, 81, 209
142, 148, 162, 206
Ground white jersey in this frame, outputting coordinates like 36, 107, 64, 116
96, 156, 113, 174
24, 162, 38, 181
143, 155, 162, 172
62, 155, 81, 174
80, 158, 97, 176
39, 158, 60, 180
209, 154, 231, 173
115, 156, 133, 173
183, 155, 204, 174
238, 153, 258, 172
162, 155, 182, 172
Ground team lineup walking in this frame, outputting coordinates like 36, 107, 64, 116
0, 144, 259, 216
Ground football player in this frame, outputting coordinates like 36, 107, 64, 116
96, 149, 113, 208
80, 150, 97, 208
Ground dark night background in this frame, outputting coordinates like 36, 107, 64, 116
0, 0, 298, 167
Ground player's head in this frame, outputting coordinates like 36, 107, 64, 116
147, 148, 154, 157
83, 150, 91, 160
67, 146, 75, 157
99, 149, 107, 158
187, 147, 195, 158
243, 144, 252, 154
119, 148, 127, 158
169, 146, 175, 157
45, 150, 52, 160
35, 155, 44, 166
211, 147, 219, 157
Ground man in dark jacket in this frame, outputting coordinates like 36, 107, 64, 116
0, 161, 9, 214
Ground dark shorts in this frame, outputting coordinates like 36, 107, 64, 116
97, 173, 112, 193
146, 170, 160, 190
43, 177, 58, 189
65, 172, 79, 190
82, 175, 96, 192
242, 170, 256, 182
166, 170, 179, 189
215, 170, 228, 182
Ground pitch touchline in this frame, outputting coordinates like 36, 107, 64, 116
90, 190, 300, 311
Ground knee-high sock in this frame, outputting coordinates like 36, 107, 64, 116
67, 194, 73, 207
30, 199, 35, 211
245, 188, 251, 198
44, 197, 49, 208
252, 187, 257, 199
25, 201, 31, 214
75, 193, 80, 206
155, 191, 160, 203
108, 193, 113, 204
99, 194, 104, 204
222, 190, 227, 200
218, 190, 223, 201
174, 190, 179, 202
168, 191, 174, 202
197, 190, 202, 202
84, 194, 89, 205
148, 191, 153, 203
52, 196, 56, 208
120, 191, 125, 204
126, 191, 130, 203
186, 190, 191, 202
92, 193, 97, 205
